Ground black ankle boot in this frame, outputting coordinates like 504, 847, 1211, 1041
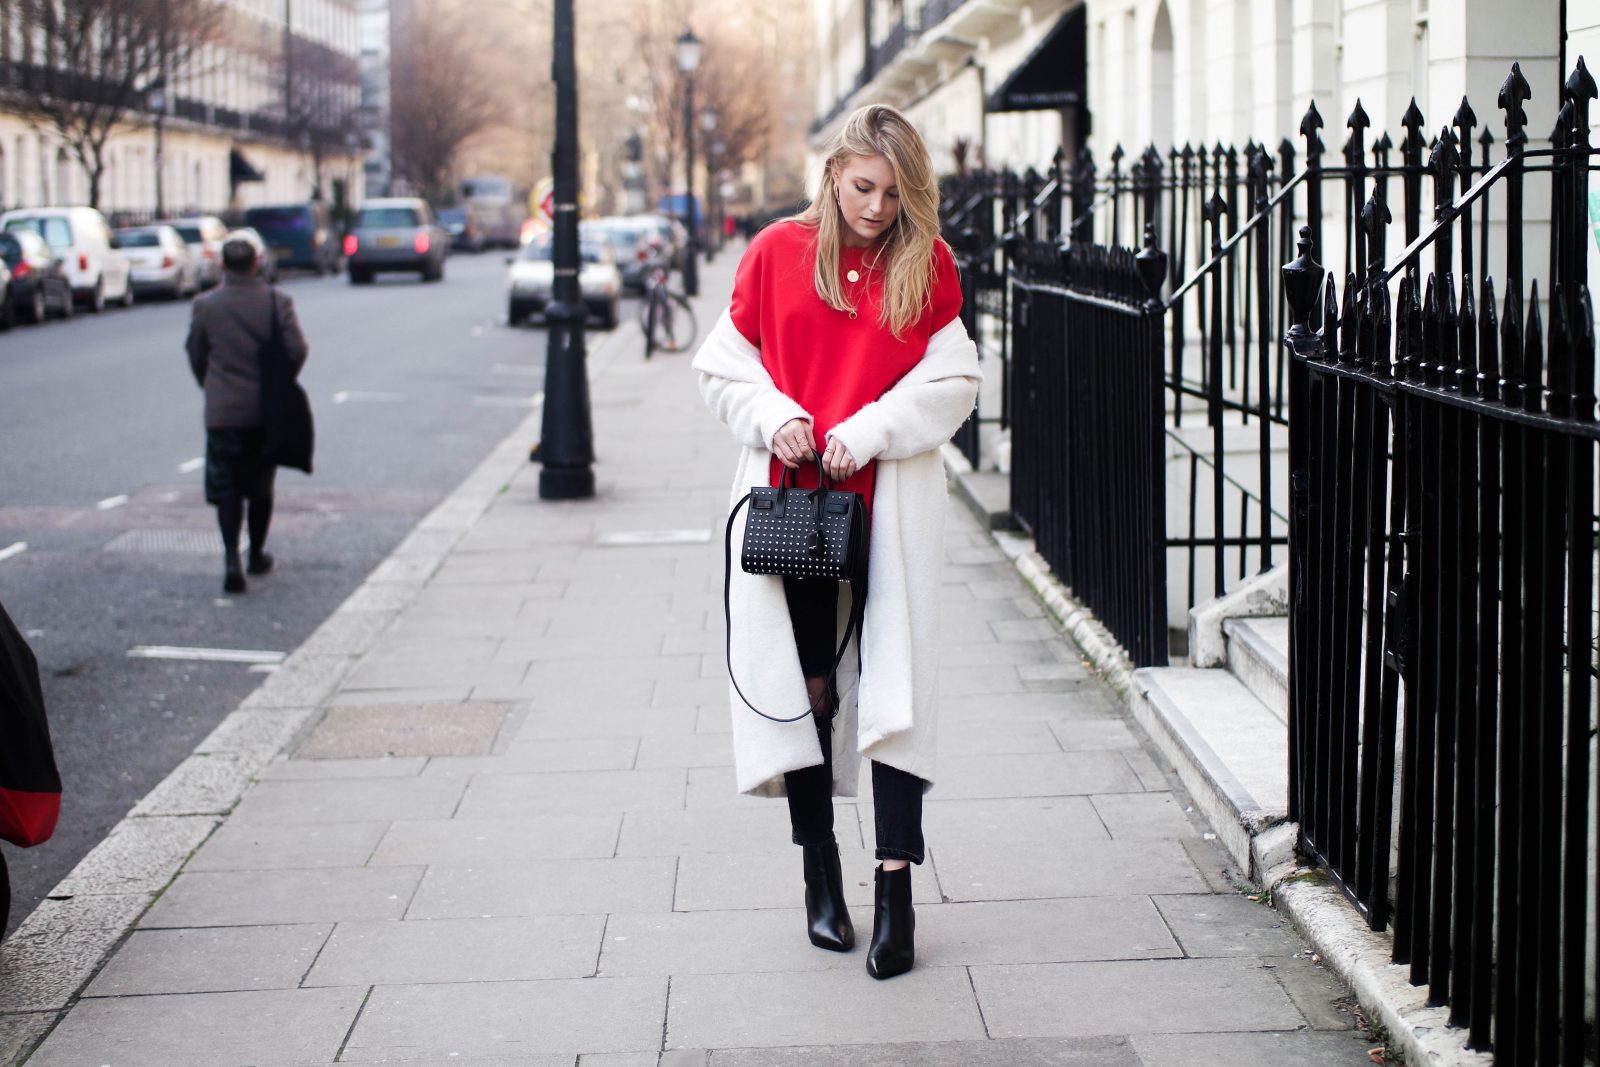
223, 554, 246, 594
866, 864, 914, 979
802, 843, 855, 951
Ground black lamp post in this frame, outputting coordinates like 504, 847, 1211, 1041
700, 107, 718, 262
535, 0, 595, 499
676, 27, 701, 298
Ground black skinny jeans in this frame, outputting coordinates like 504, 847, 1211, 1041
781, 576, 925, 864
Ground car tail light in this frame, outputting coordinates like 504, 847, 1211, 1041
413, 233, 430, 254
12, 261, 29, 279
78, 253, 88, 271
161, 255, 174, 268
637, 248, 649, 262
204, 248, 217, 261
343, 234, 358, 256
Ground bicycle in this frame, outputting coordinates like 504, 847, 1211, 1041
639, 259, 698, 357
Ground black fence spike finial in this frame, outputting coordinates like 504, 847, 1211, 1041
1566, 54, 1597, 105
1361, 190, 1392, 277
1348, 99, 1371, 133
1134, 222, 1167, 310
1499, 62, 1533, 147
1282, 225, 1324, 354
1453, 96, 1477, 137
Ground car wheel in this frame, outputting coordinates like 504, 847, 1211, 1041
0, 292, 14, 331
508, 300, 528, 326
85, 279, 106, 313
603, 299, 619, 331
119, 279, 134, 308
349, 268, 372, 285
26, 286, 47, 324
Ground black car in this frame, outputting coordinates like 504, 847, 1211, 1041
436, 206, 486, 253
0, 230, 74, 324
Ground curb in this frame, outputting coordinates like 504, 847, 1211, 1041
940, 453, 1488, 1067
0, 322, 636, 1046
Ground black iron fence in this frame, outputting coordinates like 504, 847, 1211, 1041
1285, 60, 1597, 1062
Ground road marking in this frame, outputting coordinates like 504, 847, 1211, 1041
333, 390, 407, 404
126, 645, 286, 665
492, 363, 542, 377
177, 457, 203, 473
472, 395, 537, 408
96, 494, 130, 511
0, 542, 27, 563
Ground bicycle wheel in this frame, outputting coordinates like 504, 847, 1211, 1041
650, 291, 699, 353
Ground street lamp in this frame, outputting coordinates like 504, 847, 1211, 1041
535, 0, 595, 499
676, 27, 701, 297
147, 79, 167, 218
700, 107, 718, 261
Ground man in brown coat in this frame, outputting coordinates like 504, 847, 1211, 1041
186, 235, 309, 594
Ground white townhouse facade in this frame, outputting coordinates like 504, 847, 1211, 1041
811, 0, 1599, 191
0, 0, 365, 219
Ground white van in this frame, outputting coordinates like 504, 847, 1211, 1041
0, 206, 132, 311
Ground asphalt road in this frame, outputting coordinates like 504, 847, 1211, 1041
0, 250, 624, 936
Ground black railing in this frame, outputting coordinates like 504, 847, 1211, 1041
1285, 59, 1598, 1063
1009, 236, 1170, 666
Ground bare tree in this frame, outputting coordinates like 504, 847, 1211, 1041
389, 0, 504, 201
7, 0, 226, 210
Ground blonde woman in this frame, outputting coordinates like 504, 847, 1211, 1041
693, 104, 981, 979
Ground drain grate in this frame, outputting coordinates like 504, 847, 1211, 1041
103, 528, 226, 555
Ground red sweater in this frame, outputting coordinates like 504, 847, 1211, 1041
728, 220, 963, 504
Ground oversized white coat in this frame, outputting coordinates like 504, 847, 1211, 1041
693, 308, 982, 798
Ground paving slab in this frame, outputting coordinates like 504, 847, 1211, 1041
635, 733, 735, 768
1090, 792, 1202, 840
419, 736, 642, 777
1130, 1030, 1376, 1065
672, 849, 940, 912
26, 987, 366, 1067
667, 966, 986, 1048
0, 1011, 56, 1063
597, 908, 867, 976
0, 893, 155, 1011
1152, 893, 1307, 957
84, 924, 332, 995
406, 856, 678, 919
933, 836, 1208, 901
369, 815, 622, 865
228, 775, 468, 825
296, 700, 511, 758
616, 806, 806, 856
261, 755, 428, 780
923, 796, 1113, 846
340, 977, 667, 1059
140, 866, 423, 927
185, 819, 390, 871
516, 703, 697, 737
970, 957, 1307, 1038
705, 1035, 1141, 1066
933, 751, 1145, 799
455, 767, 688, 817
304, 914, 605, 985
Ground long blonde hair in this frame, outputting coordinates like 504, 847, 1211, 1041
798, 104, 943, 338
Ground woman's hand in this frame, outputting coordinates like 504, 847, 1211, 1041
772, 418, 815, 469
822, 437, 858, 482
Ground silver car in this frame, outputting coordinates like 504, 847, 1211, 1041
114, 225, 199, 299
345, 198, 449, 284
161, 215, 229, 289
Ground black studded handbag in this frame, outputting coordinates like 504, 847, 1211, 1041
722, 455, 868, 723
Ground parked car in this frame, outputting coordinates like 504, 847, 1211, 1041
506, 229, 621, 329
228, 227, 280, 283
114, 225, 200, 300
344, 198, 449, 284
591, 216, 666, 292
637, 213, 689, 270
0, 258, 11, 330
243, 202, 340, 275
436, 206, 486, 253
160, 215, 229, 289
0, 230, 74, 324
0, 206, 132, 311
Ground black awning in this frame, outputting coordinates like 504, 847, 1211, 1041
986, 5, 1086, 113
229, 148, 265, 184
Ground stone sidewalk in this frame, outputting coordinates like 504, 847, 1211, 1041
8, 251, 1375, 1066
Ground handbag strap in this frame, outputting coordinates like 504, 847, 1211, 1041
722, 492, 866, 724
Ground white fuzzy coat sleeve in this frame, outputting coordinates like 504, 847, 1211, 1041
692, 310, 812, 451
825, 316, 982, 464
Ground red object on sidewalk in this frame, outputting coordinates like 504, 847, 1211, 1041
0, 599, 61, 849
723, 215, 736, 238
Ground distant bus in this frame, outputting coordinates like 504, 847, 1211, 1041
459, 174, 528, 248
